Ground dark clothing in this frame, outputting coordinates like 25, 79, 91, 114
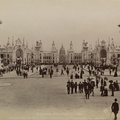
111, 84, 115, 96
111, 102, 119, 120
74, 82, 77, 93
100, 85, 104, 96
49, 69, 53, 78
66, 84, 70, 94
101, 79, 104, 85
79, 83, 83, 93
112, 103, 119, 112
85, 83, 91, 99
96, 79, 99, 88
91, 81, 95, 96
70, 74, 73, 79
103, 88, 108, 96
70, 81, 74, 94
80, 70, 84, 79
61, 69, 64, 75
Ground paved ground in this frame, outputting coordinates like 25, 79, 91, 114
0, 66, 120, 120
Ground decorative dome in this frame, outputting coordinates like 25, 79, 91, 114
59, 45, 65, 55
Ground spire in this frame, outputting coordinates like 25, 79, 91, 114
111, 38, 114, 46
52, 41, 55, 46
39, 40, 42, 48
98, 38, 99, 45
32, 44, 33, 50
7, 37, 10, 46
26, 41, 28, 48
108, 37, 110, 46
40, 40, 42, 44
95, 41, 97, 46
12, 36, 14, 46
23, 37, 25, 46
52, 41, 55, 50
70, 41, 73, 50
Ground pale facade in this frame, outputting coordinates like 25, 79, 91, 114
0, 38, 31, 66
83, 39, 120, 65
66, 41, 82, 64
34, 40, 58, 64
81, 40, 88, 63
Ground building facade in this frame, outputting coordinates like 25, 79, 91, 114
3, 38, 120, 66
0, 38, 31, 66
0, 39, 83, 66
34, 40, 58, 64
83, 39, 120, 66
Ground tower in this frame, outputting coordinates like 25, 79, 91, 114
70, 41, 73, 50
82, 40, 88, 63
59, 45, 66, 63
52, 41, 55, 50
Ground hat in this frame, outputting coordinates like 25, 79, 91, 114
115, 98, 117, 101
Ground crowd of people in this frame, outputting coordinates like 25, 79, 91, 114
0, 62, 120, 119
65, 64, 120, 100
66, 78, 95, 99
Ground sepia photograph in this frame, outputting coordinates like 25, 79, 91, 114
0, 0, 120, 120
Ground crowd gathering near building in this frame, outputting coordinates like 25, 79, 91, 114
0, 37, 120, 119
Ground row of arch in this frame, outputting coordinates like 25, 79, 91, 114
15, 48, 108, 63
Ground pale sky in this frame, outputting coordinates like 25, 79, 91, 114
0, 0, 120, 52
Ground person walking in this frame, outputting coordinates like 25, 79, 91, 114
50, 68, 53, 78
100, 84, 104, 96
61, 69, 64, 75
111, 98, 119, 120
85, 82, 90, 99
74, 82, 77, 93
66, 83, 70, 94
111, 83, 115, 96
70, 80, 74, 94
78, 82, 83, 93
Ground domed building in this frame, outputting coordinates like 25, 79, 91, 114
59, 45, 66, 63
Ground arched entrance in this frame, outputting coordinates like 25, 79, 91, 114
100, 49, 107, 64
16, 49, 23, 58
100, 49, 107, 58
59, 55, 65, 63
16, 49, 23, 65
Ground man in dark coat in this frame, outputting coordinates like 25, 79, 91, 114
78, 82, 83, 93
70, 80, 74, 94
111, 98, 119, 120
111, 83, 115, 96
66, 83, 70, 94
70, 73, 73, 79
85, 82, 91, 99
100, 84, 104, 96
50, 68, 53, 78
80, 69, 84, 79
74, 82, 77, 93
96, 76, 99, 88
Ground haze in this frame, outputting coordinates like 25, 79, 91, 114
0, 0, 120, 51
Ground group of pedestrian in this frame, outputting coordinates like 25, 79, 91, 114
66, 78, 95, 99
